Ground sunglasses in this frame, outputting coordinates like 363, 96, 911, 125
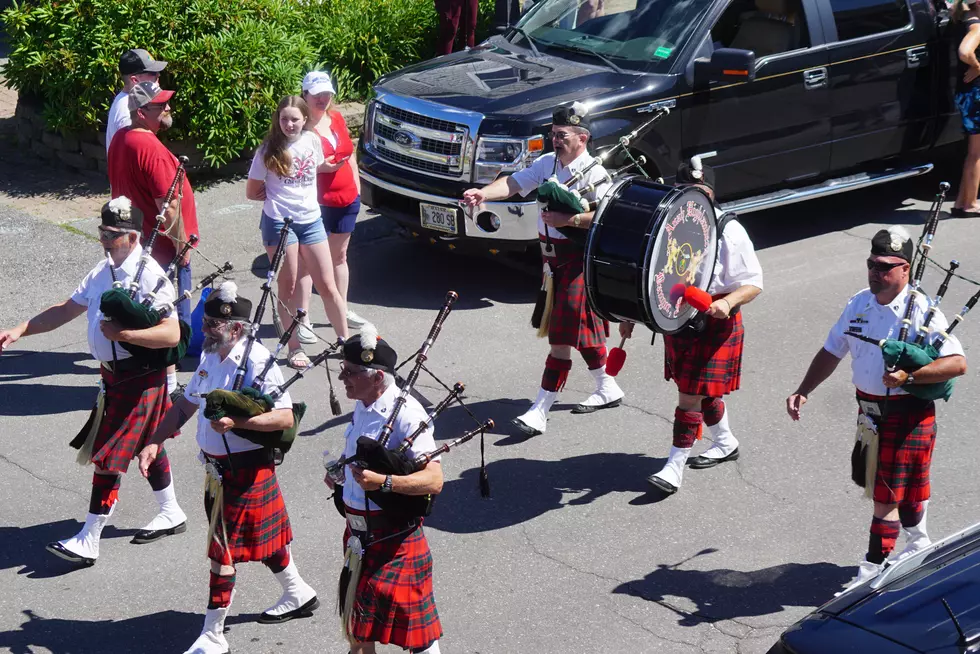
202, 317, 231, 329
98, 228, 128, 241
866, 259, 906, 273
338, 364, 372, 379
551, 131, 573, 141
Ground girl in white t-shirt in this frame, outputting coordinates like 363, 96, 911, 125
246, 95, 349, 367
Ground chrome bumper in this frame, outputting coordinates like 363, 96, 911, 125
361, 170, 539, 243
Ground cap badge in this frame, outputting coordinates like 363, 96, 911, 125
220, 303, 232, 316
361, 350, 374, 363
568, 114, 580, 125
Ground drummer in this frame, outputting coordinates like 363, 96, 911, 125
461, 101, 624, 437
621, 160, 763, 495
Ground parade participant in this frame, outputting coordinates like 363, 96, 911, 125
787, 226, 967, 589
462, 102, 624, 437
105, 48, 167, 153
0, 198, 187, 565
325, 328, 443, 654
245, 94, 350, 369
139, 282, 318, 654
621, 163, 763, 496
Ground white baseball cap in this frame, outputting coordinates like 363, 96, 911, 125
302, 71, 336, 96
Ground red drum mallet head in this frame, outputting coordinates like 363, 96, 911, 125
683, 286, 713, 313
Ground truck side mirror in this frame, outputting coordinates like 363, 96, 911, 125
697, 48, 756, 83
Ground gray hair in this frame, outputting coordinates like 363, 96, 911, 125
380, 371, 397, 389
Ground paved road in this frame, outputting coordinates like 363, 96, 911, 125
2, 160, 980, 654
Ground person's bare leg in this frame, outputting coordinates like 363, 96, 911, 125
267, 244, 302, 353
955, 133, 980, 210
299, 241, 349, 341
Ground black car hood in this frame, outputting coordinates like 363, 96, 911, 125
376, 40, 652, 119
832, 542, 980, 651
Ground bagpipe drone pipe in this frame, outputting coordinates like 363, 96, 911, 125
324, 292, 494, 520
197, 219, 343, 463
845, 182, 964, 402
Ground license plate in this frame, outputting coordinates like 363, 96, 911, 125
420, 202, 458, 234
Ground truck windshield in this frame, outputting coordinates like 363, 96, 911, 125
515, 0, 715, 72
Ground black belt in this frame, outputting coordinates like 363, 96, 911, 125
855, 392, 931, 417
344, 507, 419, 534
101, 357, 154, 374
203, 448, 275, 472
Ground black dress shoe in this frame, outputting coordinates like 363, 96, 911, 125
951, 207, 980, 218
258, 596, 320, 624
688, 448, 740, 470
169, 383, 187, 405
646, 475, 678, 495
131, 521, 187, 544
45, 541, 96, 566
512, 417, 543, 437
571, 398, 623, 414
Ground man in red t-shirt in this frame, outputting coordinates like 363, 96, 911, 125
109, 81, 201, 395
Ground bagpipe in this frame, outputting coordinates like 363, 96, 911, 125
845, 182, 961, 402
325, 291, 494, 521
99, 156, 196, 370
536, 107, 670, 243
196, 218, 344, 465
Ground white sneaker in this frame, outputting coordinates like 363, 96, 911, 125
346, 309, 369, 329
183, 606, 231, 654
836, 560, 883, 596
513, 388, 558, 436
259, 559, 320, 623
572, 367, 625, 414
296, 317, 317, 345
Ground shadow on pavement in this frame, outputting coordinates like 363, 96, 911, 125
0, 352, 98, 416
0, 520, 137, 579
0, 350, 94, 381
0, 609, 203, 654
425, 452, 662, 534
613, 559, 853, 625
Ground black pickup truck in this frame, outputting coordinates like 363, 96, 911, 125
358, 0, 960, 253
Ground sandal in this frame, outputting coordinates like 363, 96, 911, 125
287, 348, 311, 370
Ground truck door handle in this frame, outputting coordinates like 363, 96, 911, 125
906, 46, 928, 69
803, 67, 827, 90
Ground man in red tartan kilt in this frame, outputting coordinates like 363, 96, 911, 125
140, 282, 319, 654
0, 197, 187, 567
462, 102, 624, 437
324, 328, 444, 654
621, 163, 763, 496
788, 226, 966, 592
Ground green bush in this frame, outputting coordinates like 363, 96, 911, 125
2, 0, 498, 166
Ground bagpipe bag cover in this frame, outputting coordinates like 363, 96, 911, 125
99, 288, 190, 367
202, 388, 307, 453
881, 340, 954, 401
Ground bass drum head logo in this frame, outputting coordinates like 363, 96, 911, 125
645, 186, 717, 333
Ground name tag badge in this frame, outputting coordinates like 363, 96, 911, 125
858, 400, 881, 418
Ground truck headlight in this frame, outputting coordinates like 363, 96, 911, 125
362, 101, 376, 142
474, 135, 544, 184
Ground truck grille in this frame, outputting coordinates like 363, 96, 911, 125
369, 101, 470, 180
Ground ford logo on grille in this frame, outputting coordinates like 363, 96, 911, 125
392, 130, 417, 148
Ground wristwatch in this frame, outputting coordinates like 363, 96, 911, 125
573, 213, 582, 228
381, 474, 393, 493
906, 374, 915, 385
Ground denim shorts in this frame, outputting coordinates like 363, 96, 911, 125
955, 87, 980, 136
320, 197, 361, 235
259, 213, 328, 247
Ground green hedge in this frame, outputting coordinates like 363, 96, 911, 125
2, 0, 496, 166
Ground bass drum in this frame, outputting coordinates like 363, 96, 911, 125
584, 177, 719, 334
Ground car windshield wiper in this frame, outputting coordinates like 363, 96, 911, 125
505, 25, 541, 58
540, 41, 628, 75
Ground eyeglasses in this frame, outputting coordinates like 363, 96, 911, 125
142, 103, 169, 113
202, 317, 230, 329
98, 228, 127, 241
338, 364, 372, 379
866, 259, 906, 273
551, 131, 572, 141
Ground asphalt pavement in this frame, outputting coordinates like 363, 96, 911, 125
2, 161, 980, 654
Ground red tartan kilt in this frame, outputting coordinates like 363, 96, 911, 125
858, 395, 937, 504
342, 521, 442, 649
664, 310, 744, 397
545, 242, 608, 349
206, 461, 292, 564
91, 366, 170, 473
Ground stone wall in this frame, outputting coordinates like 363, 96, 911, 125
11, 98, 365, 176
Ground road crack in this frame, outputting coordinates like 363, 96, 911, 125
0, 453, 85, 498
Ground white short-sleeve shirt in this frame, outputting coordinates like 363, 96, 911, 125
342, 384, 440, 511
184, 338, 292, 456
70, 244, 177, 363
510, 151, 612, 240
823, 286, 965, 396
247, 131, 324, 224
708, 218, 764, 295
105, 91, 131, 153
